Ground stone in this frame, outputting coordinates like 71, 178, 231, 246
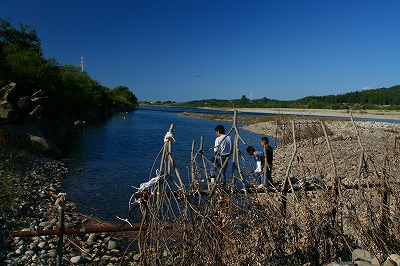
133, 253, 141, 261
70, 255, 83, 264
48, 249, 57, 258
108, 240, 118, 250
29, 134, 61, 158
30, 89, 47, 99
352, 249, 367, 261
371, 257, 380, 265
25, 250, 35, 256
0, 82, 18, 102
0, 100, 18, 122
31, 96, 50, 108
29, 105, 45, 119
355, 261, 373, 266
39, 221, 53, 227
17, 96, 32, 113
38, 242, 47, 249
29, 242, 38, 251
383, 254, 400, 266
383, 259, 397, 266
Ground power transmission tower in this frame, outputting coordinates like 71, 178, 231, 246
79, 56, 86, 72
250, 89, 253, 103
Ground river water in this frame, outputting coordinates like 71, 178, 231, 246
61, 106, 268, 223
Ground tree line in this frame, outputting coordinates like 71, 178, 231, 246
179, 85, 400, 110
178, 87, 400, 111
0, 18, 138, 118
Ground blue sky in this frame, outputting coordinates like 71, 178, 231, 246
2, 1, 400, 102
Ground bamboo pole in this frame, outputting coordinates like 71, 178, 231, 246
154, 123, 174, 258
321, 121, 342, 197
191, 139, 196, 188
56, 194, 65, 266
380, 154, 390, 238
349, 111, 367, 182
12, 224, 148, 237
231, 110, 247, 190
281, 120, 298, 214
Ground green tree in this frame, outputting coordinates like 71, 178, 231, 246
109, 86, 138, 107
240, 95, 248, 105
0, 17, 139, 118
307, 99, 324, 109
0, 18, 41, 50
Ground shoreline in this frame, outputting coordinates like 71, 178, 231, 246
0, 148, 139, 265
204, 107, 400, 120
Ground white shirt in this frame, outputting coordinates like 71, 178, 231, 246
214, 134, 232, 156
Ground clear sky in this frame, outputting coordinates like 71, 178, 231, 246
1, 0, 400, 102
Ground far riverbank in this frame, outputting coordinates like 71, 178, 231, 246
204, 107, 400, 120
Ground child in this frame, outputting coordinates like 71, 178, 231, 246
260, 137, 274, 187
246, 145, 265, 188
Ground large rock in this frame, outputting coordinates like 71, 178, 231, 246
17, 96, 32, 113
0, 82, 18, 103
29, 105, 45, 119
0, 83, 76, 157
0, 100, 19, 122
29, 134, 61, 158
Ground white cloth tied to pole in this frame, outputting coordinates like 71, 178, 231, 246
164, 131, 175, 143
134, 170, 161, 193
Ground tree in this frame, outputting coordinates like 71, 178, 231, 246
0, 18, 47, 89
240, 95, 248, 105
109, 86, 138, 107
0, 17, 139, 118
0, 18, 41, 50
307, 99, 324, 109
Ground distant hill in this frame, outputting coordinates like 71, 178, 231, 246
171, 85, 400, 110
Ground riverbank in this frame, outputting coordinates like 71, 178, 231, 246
240, 107, 400, 185
0, 147, 140, 265
211, 107, 400, 120
244, 118, 400, 183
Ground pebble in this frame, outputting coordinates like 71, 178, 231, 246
108, 240, 118, 250
70, 255, 83, 264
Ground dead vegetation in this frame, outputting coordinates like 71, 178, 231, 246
127, 111, 400, 265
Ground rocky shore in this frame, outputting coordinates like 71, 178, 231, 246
0, 82, 141, 265
0, 147, 140, 265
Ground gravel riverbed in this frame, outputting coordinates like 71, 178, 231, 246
243, 119, 400, 186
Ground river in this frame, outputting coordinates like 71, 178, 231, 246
61, 106, 267, 224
